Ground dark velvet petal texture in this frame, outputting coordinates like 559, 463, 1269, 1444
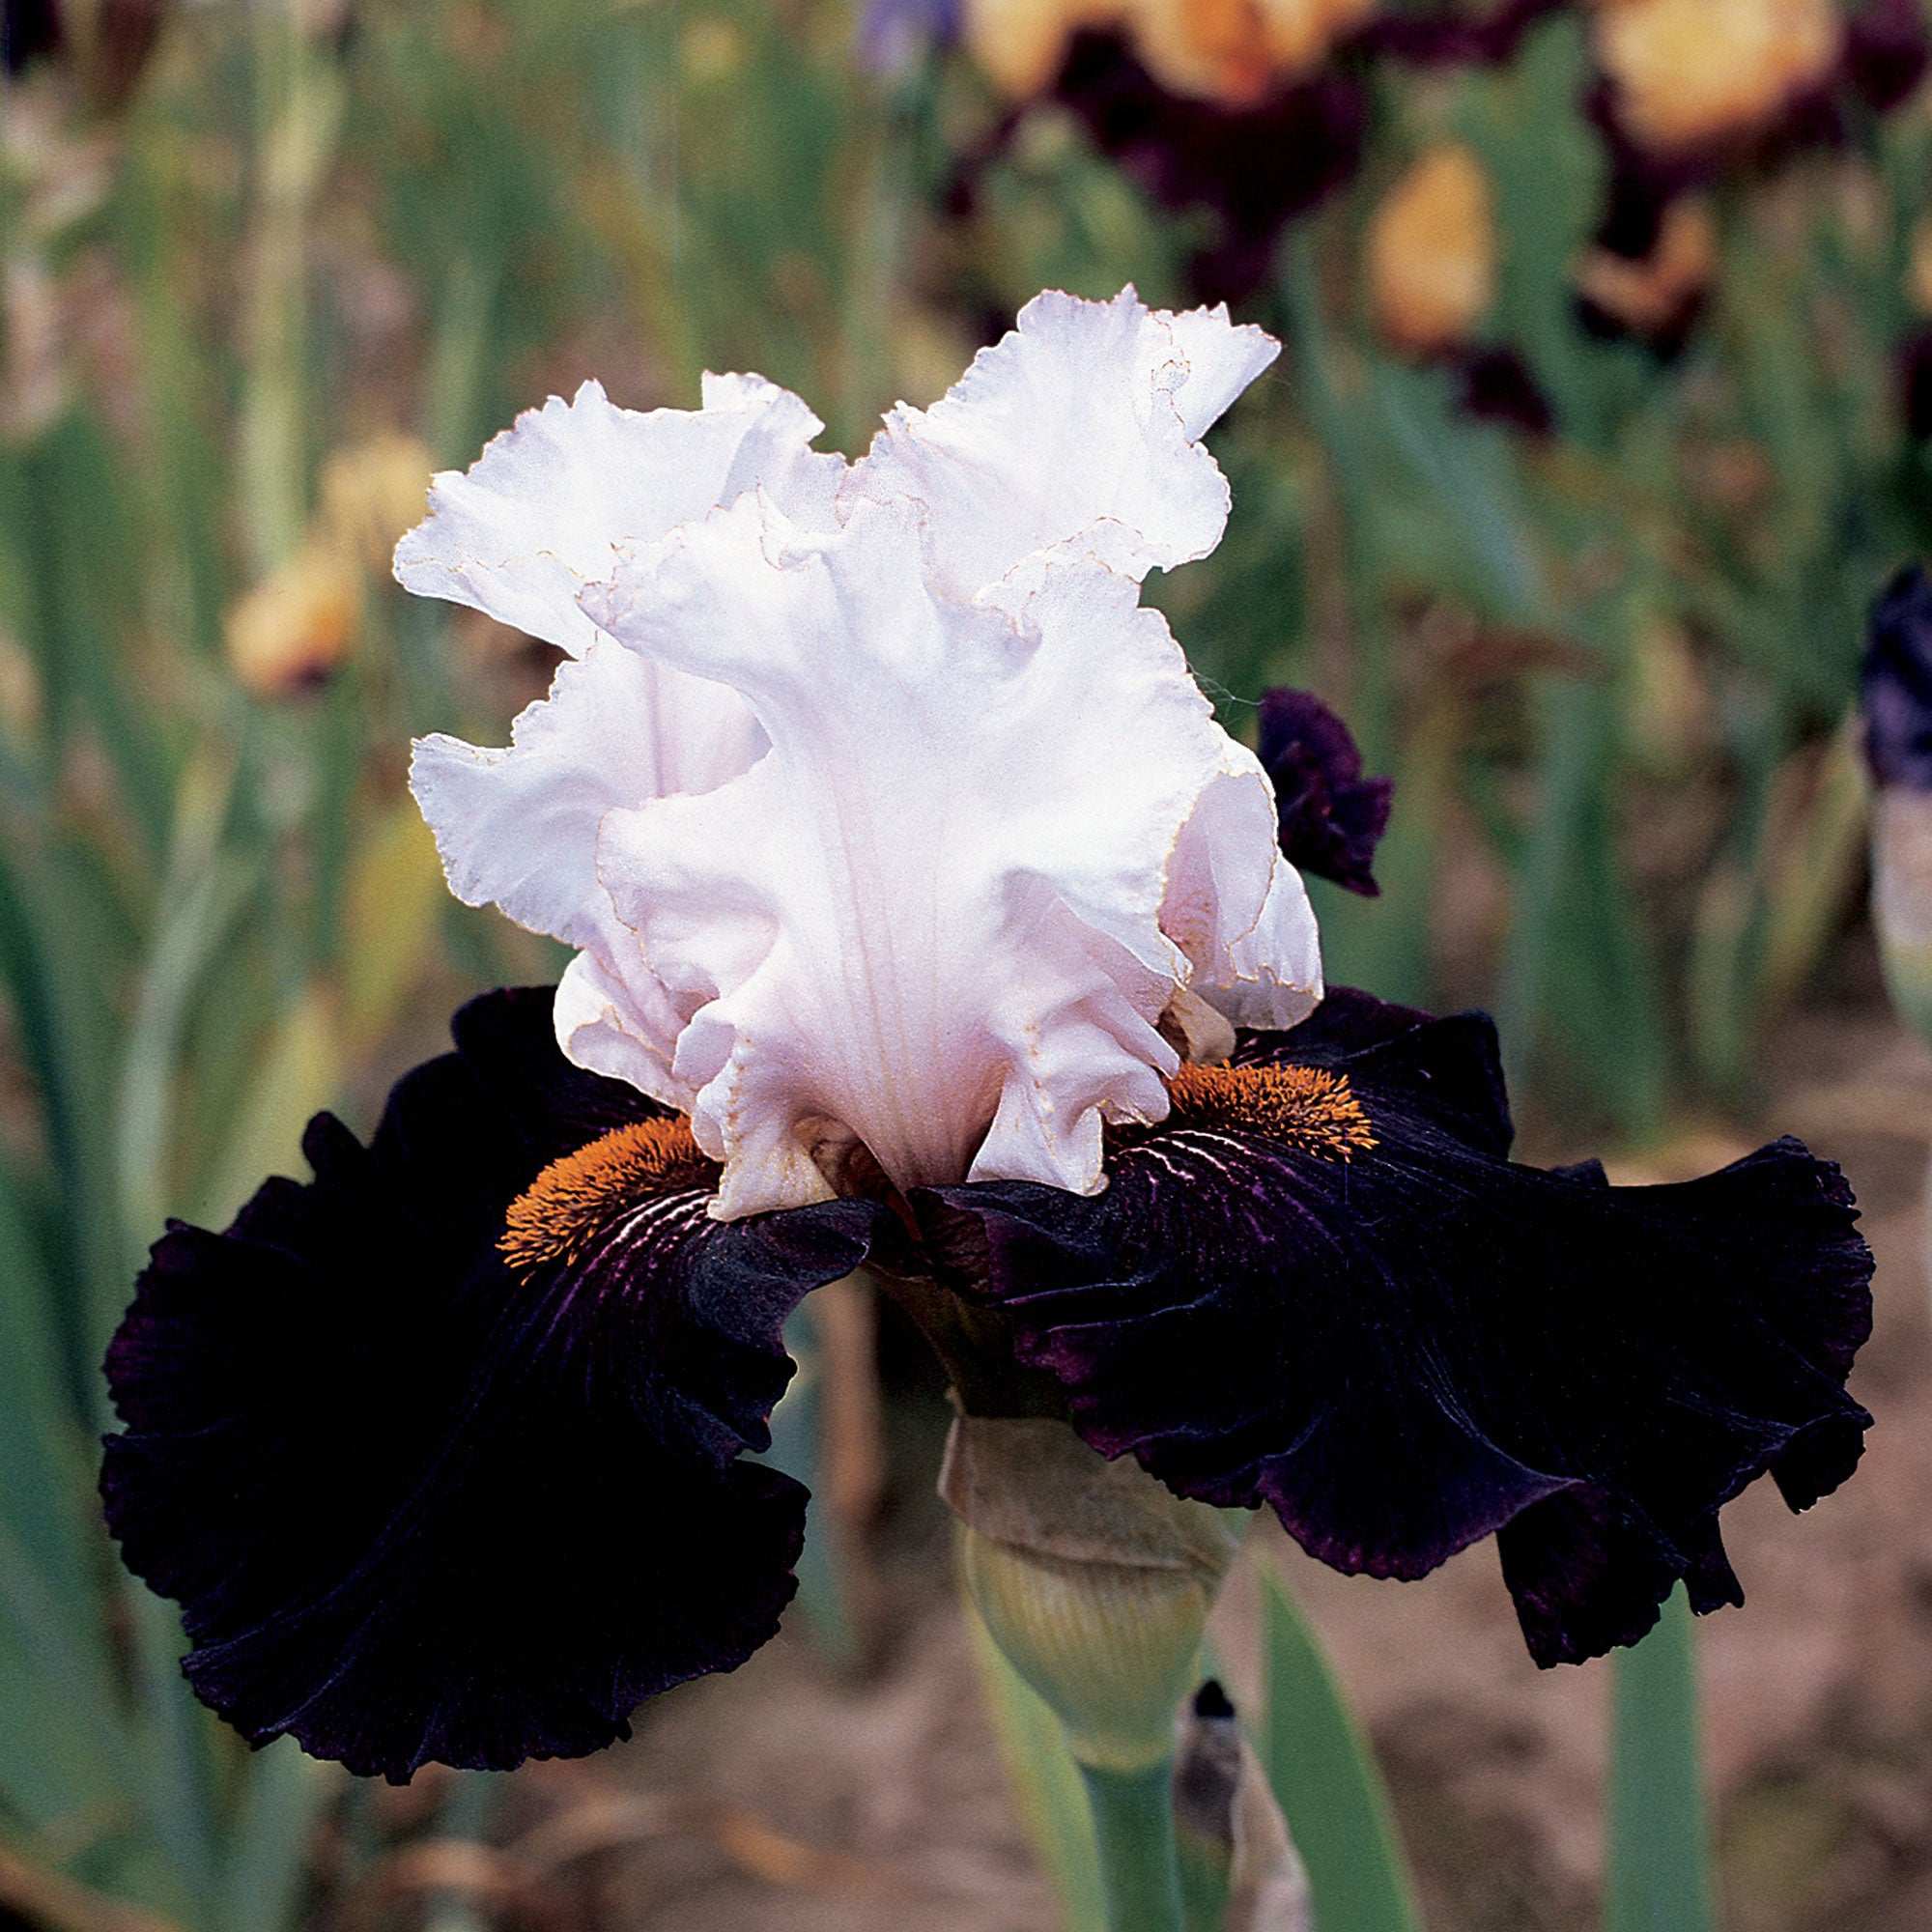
101, 989, 879, 1781
1256, 688, 1393, 896
922, 989, 1873, 1666
1861, 563, 1932, 792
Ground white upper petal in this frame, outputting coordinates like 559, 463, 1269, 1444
845, 286, 1279, 600
393, 373, 844, 655
409, 639, 752, 1112
396, 369, 843, 1108
580, 490, 1318, 1219
1193, 860, 1324, 1030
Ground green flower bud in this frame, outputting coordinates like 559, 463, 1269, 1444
941, 1411, 1242, 1773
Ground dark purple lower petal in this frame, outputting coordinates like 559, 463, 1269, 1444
101, 991, 878, 1780
923, 990, 1873, 1666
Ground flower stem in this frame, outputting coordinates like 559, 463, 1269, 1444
1077, 1758, 1185, 1932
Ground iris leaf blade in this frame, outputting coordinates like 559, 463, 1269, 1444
1255, 1562, 1420, 1932
218, 1739, 331, 1932
1605, 1588, 1717, 1932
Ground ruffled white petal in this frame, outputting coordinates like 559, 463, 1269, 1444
1193, 860, 1324, 1031
1159, 765, 1323, 1032
393, 373, 843, 655
582, 491, 1312, 1219
409, 639, 752, 1113
846, 286, 1279, 600
552, 949, 693, 1111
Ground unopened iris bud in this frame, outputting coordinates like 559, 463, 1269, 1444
320, 433, 433, 573
1174, 1680, 1314, 1931
1861, 567, 1932, 1046
943, 1411, 1241, 1772
3, 0, 171, 108
1133, 0, 1378, 105
1367, 144, 1496, 358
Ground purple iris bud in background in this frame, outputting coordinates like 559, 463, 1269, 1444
857, 0, 959, 75
1258, 687, 1394, 896
1861, 564, 1932, 793
1861, 567, 1932, 1047
3, 0, 64, 72
1900, 329, 1932, 441
1050, 31, 1370, 304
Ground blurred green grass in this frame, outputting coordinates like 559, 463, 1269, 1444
2, 0, 1927, 1922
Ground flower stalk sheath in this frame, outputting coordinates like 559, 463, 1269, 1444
1079, 1760, 1188, 1932
943, 1412, 1241, 1773
944, 1412, 1237, 1932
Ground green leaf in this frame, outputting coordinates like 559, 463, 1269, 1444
1255, 1563, 1420, 1932
758, 1304, 862, 1668
129, 1589, 220, 1917
0, 834, 134, 1401
1605, 1589, 1717, 1932
218, 1740, 331, 1932
0, 1513, 143, 1840
190, 984, 342, 1232
0, 1154, 93, 1597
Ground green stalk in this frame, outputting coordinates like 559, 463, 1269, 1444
1077, 1759, 1185, 1932
1605, 1588, 1717, 1932
240, 0, 345, 580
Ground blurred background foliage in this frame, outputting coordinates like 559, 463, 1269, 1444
2, 0, 1930, 1923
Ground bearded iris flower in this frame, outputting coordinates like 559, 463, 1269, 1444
103, 288, 1873, 1786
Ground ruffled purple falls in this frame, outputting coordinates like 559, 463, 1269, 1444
917, 988, 1873, 1666
100, 989, 877, 1783
103, 986, 1873, 1778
